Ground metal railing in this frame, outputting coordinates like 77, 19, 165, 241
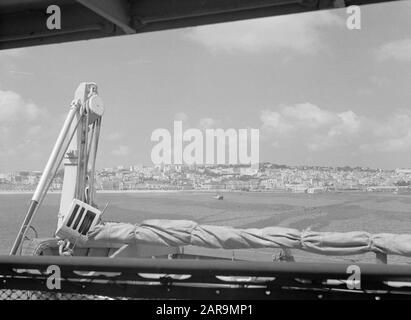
1, 255, 411, 299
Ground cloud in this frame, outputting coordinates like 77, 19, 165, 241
185, 11, 343, 54
261, 103, 343, 133
106, 132, 123, 141
260, 103, 411, 155
376, 39, 411, 62
174, 112, 189, 123
360, 110, 411, 152
8, 70, 34, 78
361, 134, 411, 153
198, 117, 217, 129
260, 103, 364, 151
27, 125, 42, 136
0, 89, 50, 161
0, 48, 27, 59
173, 112, 192, 131
369, 76, 390, 87
0, 89, 43, 123
112, 145, 130, 156
125, 58, 153, 66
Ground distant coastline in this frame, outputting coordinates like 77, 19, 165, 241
0, 189, 405, 196
0, 189, 247, 195
0, 189, 213, 195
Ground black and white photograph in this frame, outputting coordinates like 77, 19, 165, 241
0, 0, 411, 307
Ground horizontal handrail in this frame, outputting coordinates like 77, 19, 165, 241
1, 255, 411, 299
0, 255, 410, 278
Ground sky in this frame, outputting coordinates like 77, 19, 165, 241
1, 1, 411, 171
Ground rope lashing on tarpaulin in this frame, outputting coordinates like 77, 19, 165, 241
87, 219, 411, 256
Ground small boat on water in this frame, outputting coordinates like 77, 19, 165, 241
214, 194, 224, 200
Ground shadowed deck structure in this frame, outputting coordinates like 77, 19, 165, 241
0, 0, 402, 50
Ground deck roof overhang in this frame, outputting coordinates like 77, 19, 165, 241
0, 0, 403, 50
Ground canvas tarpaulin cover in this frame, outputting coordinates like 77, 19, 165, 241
87, 220, 411, 256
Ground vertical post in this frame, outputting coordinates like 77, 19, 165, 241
375, 252, 388, 264
88, 117, 101, 205
9, 103, 80, 255
57, 82, 103, 229
57, 114, 80, 229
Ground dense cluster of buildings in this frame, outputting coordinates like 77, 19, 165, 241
2, 164, 411, 194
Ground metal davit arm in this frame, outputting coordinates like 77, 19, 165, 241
9, 102, 81, 255
9, 82, 104, 255
57, 83, 104, 228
